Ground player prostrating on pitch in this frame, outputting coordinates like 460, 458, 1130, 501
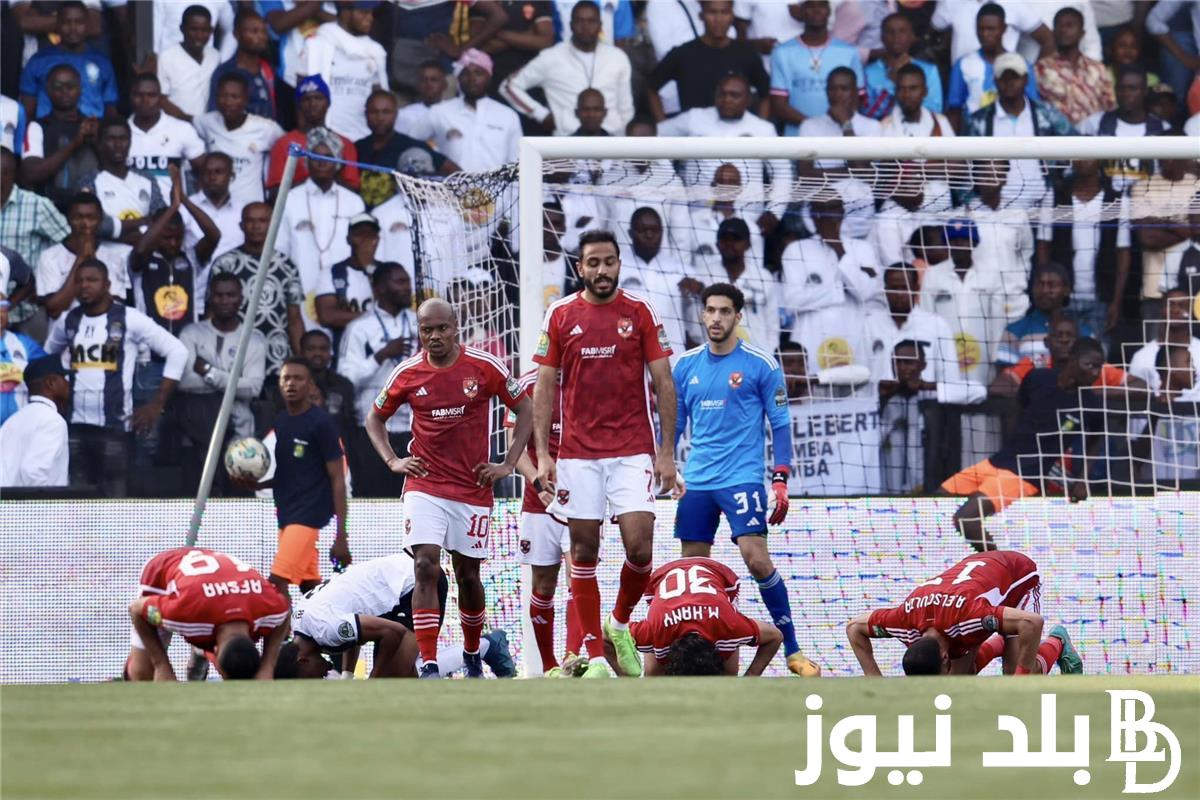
126, 547, 291, 681
621, 556, 782, 676
367, 298, 532, 679
845, 550, 1084, 676
672, 284, 820, 677
533, 229, 678, 678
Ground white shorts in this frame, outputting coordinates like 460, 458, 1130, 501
129, 626, 172, 650
520, 511, 571, 566
553, 454, 656, 520
403, 491, 492, 558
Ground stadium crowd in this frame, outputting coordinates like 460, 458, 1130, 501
0, 0, 1198, 502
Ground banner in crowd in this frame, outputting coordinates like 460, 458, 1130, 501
1, 494, 1195, 682
785, 396, 882, 495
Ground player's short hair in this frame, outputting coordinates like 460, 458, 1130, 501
217, 72, 251, 94
217, 634, 261, 680
665, 633, 725, 676
902, 638, 942, 676
280, 355, 313, 376
299, 329, 332, 348
702, 282, 745, 312
181, 4, 213, 25
896, 62, 926, 85
67, 191, 103, 215
578, 229, 620, 258
977, 2, 1005, 23
827, 66, 857, 87
208, 271, 242, 293
1069, 337, 1104, 361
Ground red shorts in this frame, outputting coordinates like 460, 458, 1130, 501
271, 524, 320, 584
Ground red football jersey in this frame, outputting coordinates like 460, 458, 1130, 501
630, 557, 760, 663
505, 368, 562, 514
533, 289, 672, 459
138, 548, 289, 651
867, 551, 1041, 659
373, 346, 524, 506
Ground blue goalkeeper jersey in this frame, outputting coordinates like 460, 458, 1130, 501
673, 340, 793, 491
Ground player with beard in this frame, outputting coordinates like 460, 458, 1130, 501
533, 229, 677, 678
672, 283, 820, 676
368, 299, 531, 678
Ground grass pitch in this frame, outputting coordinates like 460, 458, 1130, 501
2, 676, 1197, 800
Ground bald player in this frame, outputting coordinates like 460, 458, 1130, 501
367, 299, 532, 678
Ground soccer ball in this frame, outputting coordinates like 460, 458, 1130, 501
224, 437, 271, 481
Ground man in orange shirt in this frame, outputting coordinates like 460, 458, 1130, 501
988, 312, 1143, 397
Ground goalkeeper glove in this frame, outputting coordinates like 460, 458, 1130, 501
768, 468, 790, 526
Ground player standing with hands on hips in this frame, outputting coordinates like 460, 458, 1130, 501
367, 298, 532, 678
672, 284, 820, 676
533, 230, 677, 678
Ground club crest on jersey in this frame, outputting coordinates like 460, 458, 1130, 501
728, 371, 744, 389
616, 317, 634, 338
405, 519, 412, 535
774, 387, 787, 408
519, 539, 531, 554
557, 489, 570, 506
463, 378, 479, 399
338, 621, 354, 640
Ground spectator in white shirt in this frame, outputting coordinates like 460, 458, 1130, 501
733, 0, 806, 70
315, 212, 381, 351
395, 60, 448, 138
127, 73, 206, 201
966, 159, 1036, 322
500, 0, 634, 135
1128, 289, 1200, 395
276, 128, 366, 330
932, 0, 1053, 64
338, 261, 417, 497
37, 192, 131, 319
405, 49, 521, 172
0, 355, 70, 488
193, 73, 285, 205
870, 170, 953, 267
659, 73, 790, 234
687, 162, 766, 271
798, 67, 883, 173
619, 207, 689, 356
692, 216, 781, 351
880, 63, 956, 137
183, 152, 243, 262
296, 2, 389, 141
81, 118, 165, 243
155, 4, 221, 123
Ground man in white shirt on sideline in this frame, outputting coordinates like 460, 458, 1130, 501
276, 128, 365, 331
193, 73, 285, 206
404, 49, 520, 173
659, 73, 790, 232
182, 152, 243, 262
0, 355, 70, 488
337, 261, 417, 498
127, 73, 206, 202
155, 4, 222, 123
864, 264, 984, 405
296, 1, 389, 142
880, 63, 956, 137
501, 0, 634, 136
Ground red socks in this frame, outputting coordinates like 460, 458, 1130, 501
1016, 637, 1064, 674
612, 558, 653, 625
413, 608, 440, 664
974, 634, 1005, 673
460, 608, 485, 655
565, 590, 582, 657
569, 560, 604, 658
529, 592, 558, 670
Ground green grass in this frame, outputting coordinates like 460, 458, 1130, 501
2, 676, 1198, 800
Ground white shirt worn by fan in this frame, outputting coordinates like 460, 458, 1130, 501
863, 306, 985, 404
338, 305, 418, 432
127, 112, 206, 200
276, 180, 364, 329
192, 112, 285, 205
598, 159, 694, 256
797, 113, 884, 170
370, 193, 417, 275
156, 43, 220, 120
87, 169, 165, 239
296, 21, 390, 141
620, 251, 690, 359
404, 95, 521, 172
183, 191, 245, 262
870, 180, 953, 267
659, 107, 791, 217
36, 241, 132, 306
880, 106, 956, 138
0, 396, 68, 488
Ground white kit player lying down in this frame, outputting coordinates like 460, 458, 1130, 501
274, 554, 515, 679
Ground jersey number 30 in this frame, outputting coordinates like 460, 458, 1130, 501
658, 565, 718, 600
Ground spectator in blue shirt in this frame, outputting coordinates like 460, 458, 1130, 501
769, 0, 862, 135
18, 1, 117, 121
862, 12, 943, 119
997, 262, 1093, 367
947, 3, 1038, 132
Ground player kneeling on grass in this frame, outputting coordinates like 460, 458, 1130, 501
126, 547, 291, 681
845, 550, 1083, 676
605, 557, 782, 676
274, 554, 515, 679
672, 283, 820, 677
